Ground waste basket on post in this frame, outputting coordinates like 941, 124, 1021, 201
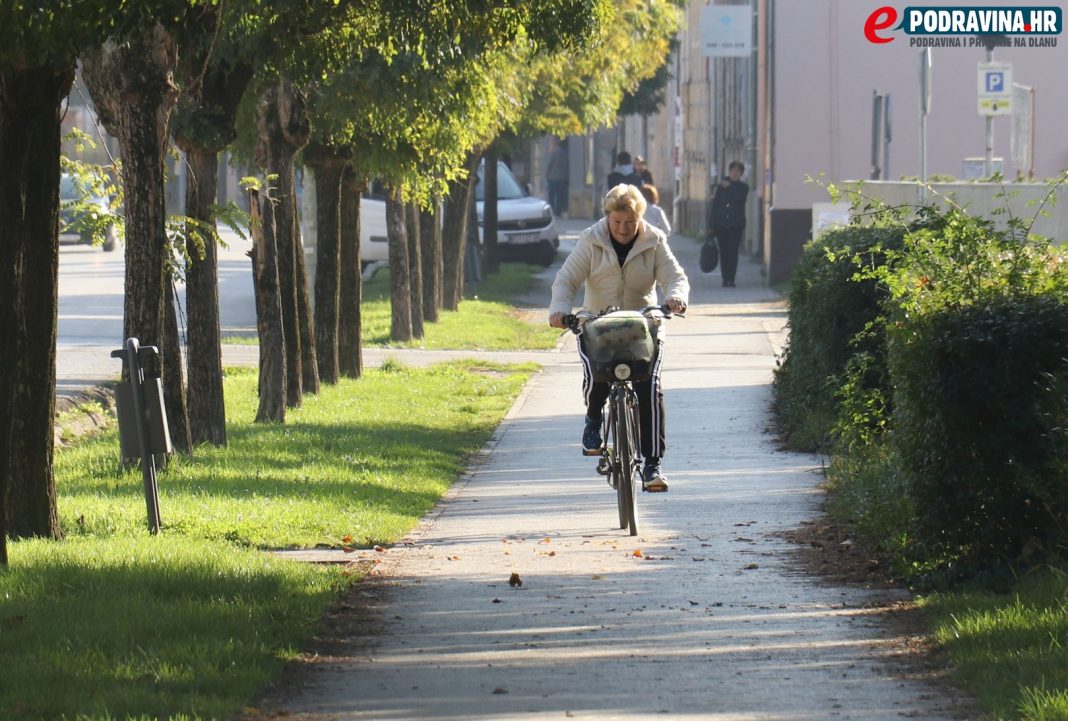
111, 338, 172, 533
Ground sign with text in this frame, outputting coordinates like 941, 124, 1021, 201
700, 5, 751, 57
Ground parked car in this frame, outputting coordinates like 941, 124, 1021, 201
476, 161, 559, 267
359, 191, 388, 267
59, 172, 119, 252
357, 161, 560, 270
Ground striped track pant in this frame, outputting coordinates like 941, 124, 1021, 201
577, 334, 666, 460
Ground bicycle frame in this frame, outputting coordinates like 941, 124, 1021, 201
565, 304, 682, 536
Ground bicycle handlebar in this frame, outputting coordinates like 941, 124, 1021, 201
563, 304, 685, 334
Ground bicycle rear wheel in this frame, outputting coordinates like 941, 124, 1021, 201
613, 391, 639, 536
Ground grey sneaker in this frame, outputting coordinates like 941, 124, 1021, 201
582, 415, 602, 456
643, 459, 668, 492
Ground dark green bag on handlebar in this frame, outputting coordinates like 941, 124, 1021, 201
583, 311, 659, 382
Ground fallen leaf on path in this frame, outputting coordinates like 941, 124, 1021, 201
632, 549, 643, 558
508, 572, 523, 587
373, 545, 385, 552
743, 563, 759, 570
493, 688, 509, 695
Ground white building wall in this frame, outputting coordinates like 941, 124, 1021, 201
774, 0, 1068, 210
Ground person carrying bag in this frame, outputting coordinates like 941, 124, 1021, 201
699, 236, 719, 273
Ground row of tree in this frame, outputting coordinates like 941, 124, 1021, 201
0, 0, 681, 565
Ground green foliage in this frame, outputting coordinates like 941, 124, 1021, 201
889, 293, 1068, 575
60, 135, 124, 248
514, 0, 681, 138
772, 224, 904, 451
777, 177, 1068, 581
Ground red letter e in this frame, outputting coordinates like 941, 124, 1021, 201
864, 6, 897, 43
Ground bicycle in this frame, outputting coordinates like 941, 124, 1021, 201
564, 304, 682, 536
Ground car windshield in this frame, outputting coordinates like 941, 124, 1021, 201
475, 161, 525, 201
60, 174, 80, 201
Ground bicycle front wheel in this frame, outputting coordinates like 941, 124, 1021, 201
613, 390, 639, 536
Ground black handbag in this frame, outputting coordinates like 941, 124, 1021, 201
699, 238, 719, 273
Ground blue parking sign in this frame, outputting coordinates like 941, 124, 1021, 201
985, 71, 1004, 93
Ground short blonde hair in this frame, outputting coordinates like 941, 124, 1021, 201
603, 183, 647, 217
639, 183, 659, 206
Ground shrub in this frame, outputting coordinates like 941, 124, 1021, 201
773, 224, 903, 450
889, 294, 1068, 573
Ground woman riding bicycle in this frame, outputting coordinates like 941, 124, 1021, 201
548, 184, 689, 492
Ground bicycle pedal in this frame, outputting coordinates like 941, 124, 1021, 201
596, 457, 611, 476
642, 482, 669, 493
582, 447, 603, 457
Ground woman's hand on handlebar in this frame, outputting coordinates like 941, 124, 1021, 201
549, 312, 568, 329
665, 297, 687, 315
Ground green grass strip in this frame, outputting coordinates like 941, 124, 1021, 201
921, 571, 1068, 720
2, 360, 536, 720
361, 263, 561, 350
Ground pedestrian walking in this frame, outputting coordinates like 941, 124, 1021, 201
639, 183, 671, 237
707, 161, 749, 287
606, 151, 642, 191
545, 138, 570, 218
633, 155, 654, 186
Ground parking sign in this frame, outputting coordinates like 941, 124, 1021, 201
978, 62, 1012, 116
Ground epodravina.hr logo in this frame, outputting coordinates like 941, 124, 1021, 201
864, 5, 1063, 45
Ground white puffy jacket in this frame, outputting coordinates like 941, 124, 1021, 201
548, 217, 689, 317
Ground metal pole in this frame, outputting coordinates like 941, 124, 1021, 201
919, 49, 930, 200
984, 46, 994, 177
125, 338, 161, 534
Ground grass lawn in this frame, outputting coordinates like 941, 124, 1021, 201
361, 262, 561, 350
920, 572, 1068, 721
1, 360, 536, 721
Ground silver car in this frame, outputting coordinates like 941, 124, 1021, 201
476, 161, 558, 267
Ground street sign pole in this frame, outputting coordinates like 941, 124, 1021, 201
984, 47, 993, 177
919, 48, 931, 200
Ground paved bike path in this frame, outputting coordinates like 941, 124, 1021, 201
249, 245, 970, 720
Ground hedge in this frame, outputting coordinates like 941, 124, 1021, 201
889, 294, 1068, 572
773, 224, 903, 451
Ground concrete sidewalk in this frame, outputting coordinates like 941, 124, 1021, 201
248, 245, 970, 720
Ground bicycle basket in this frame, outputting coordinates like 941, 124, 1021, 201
583, 311, 659, 383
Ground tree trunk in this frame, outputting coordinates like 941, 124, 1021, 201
256, 80, 312, 407
406, 200, 424, 339
170, 13, 253, 446
163, 279, 192, 454
182, 148, 226, 445
442, 150, 481, 310
0, 64, 73, 545
483, 147, 500, 274
385, 186, 412, 342
306, 144, 347, 385
420, 201, 441, 323
338, 169, 363, 379
82, 24, 180, 433
248, 189, 286, 423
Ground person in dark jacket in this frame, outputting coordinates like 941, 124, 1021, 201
707, 161, 749, 287
606, 151, 642, 191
